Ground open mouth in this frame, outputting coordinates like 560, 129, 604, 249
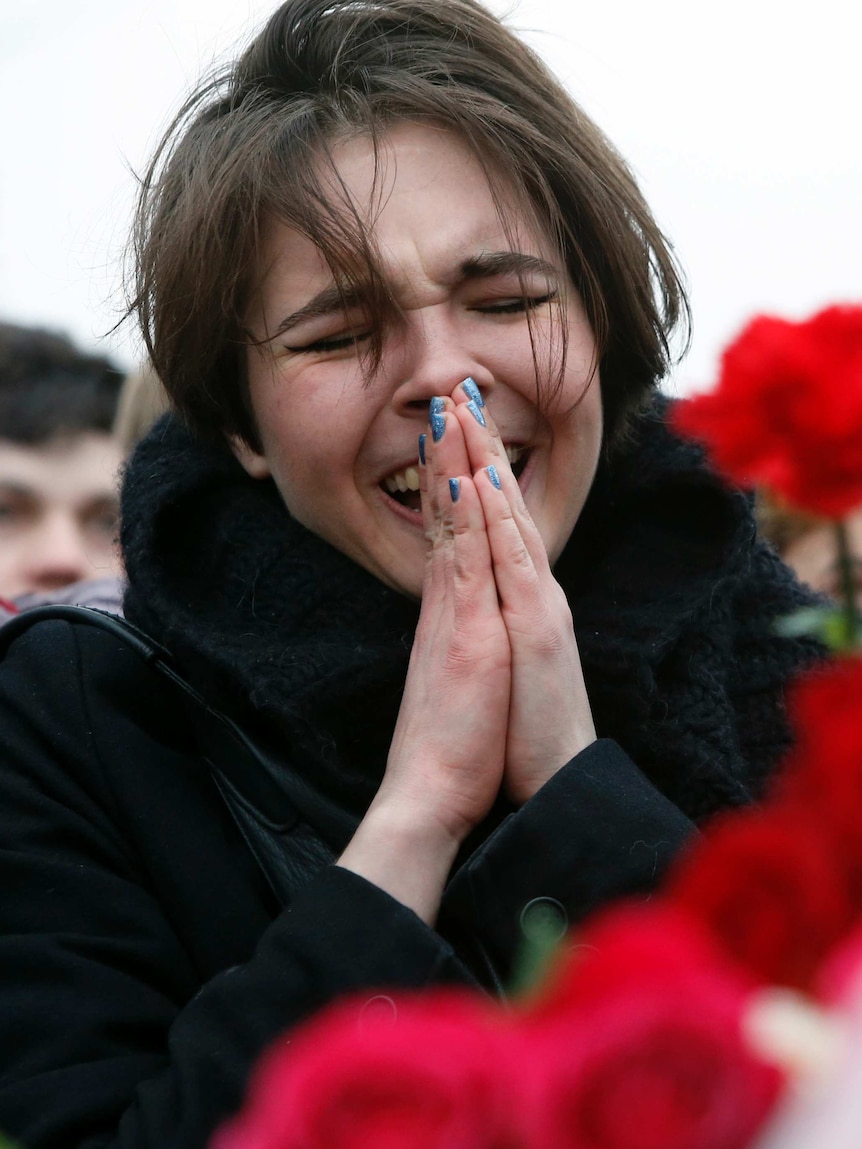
381, 445, 529, 511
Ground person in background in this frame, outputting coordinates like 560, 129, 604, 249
0, 322, 125, 606
756, 493, 862, 611
0, 351, 171, 624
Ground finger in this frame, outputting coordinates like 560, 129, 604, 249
417, 471, 502, 663
473, 464, 545, 616
419, 402, 491, 620
450, 387, 506, 474
453, 401, 551, 576
422, 397, 472, 542
447, 474, 499, 619
418, 430, 434, 543
451, 376, 486, 411
427, 396, 472, 478
419, 398, 449, 541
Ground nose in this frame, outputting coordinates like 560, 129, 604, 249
24, 513, 99, 594
389, 311, 494, 414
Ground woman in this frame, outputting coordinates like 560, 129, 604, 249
0, 1, 822, 1146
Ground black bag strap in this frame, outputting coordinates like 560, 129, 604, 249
0, 605, 335, 906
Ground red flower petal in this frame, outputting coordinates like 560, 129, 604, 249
673, 304, 862, 518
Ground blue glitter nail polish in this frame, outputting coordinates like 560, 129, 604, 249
430, 396, 445, 416
461, 377, 484, 407
466, 400, 486, 427
431, 413, 445, 442
418, 433, 426, 465
486, 464, 501, 490
449, 478, 461, 503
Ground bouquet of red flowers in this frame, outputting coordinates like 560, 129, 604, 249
673, 304, 862, 646
213, 303, 862, 1149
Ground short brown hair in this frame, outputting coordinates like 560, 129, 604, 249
129, 0, 689, 450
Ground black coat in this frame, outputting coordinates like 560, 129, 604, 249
0, 403, 823, 1148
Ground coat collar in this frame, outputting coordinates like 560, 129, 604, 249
121, 394, 760, 841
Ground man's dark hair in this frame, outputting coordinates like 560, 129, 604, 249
0, 322, 125, 445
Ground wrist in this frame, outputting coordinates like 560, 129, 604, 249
337, 796, 462, 925
506, 731, 597, 806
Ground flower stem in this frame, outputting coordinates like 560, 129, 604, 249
835, 519, 858, 648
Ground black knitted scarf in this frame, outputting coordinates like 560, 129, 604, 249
121, 401, 821, 853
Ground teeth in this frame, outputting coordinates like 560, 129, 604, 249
384, 465, 420, 495
383, 448, 525, 494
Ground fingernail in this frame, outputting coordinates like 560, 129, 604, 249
418, 433, 426, 465
430, 397, 446, 442
461, 377, 484, 407
466, 400, 486, 427
449, 478, 461, 503
486, 464, 501, 490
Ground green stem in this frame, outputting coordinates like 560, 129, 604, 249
835, 519, 858, 648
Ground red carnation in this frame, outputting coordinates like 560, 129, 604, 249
668, 804, 856, 991
817, 920, 862, 1007
514, 906, 782, 1149
211, 990, 509, 1149
778, 657, 862, 897
673, 303, 862, 518
783, 654, 862, 769
525, 903, 752, 1021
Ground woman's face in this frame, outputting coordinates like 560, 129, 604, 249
238, 123, 602, 598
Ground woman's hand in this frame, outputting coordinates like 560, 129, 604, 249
338, 399, 511, 922
382, 400, 512, 837
450, 380, 596, 806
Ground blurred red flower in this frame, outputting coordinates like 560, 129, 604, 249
778, 657, 862, 898
524, 903, 751, 1020
783, 655, 862, 770
817, 920, 862, 1006
672, 304, 862, 517
668, 805, 856, 992
514, 905, 782, 1149
212, 991, 509, 1149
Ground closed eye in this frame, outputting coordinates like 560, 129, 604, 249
285, 288, 559, 350
475, 291, 558, 315
285, 329, 372, 354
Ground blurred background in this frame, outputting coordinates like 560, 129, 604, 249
1, 0, 859, 393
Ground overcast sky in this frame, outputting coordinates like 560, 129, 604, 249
1, 0, 859, 395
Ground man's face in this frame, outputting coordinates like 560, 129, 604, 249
0, 432, 124, 599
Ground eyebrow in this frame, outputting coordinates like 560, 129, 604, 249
459, 251, 560, 282
272, 250, 561, 336
272, 284, 363, 338
0, 483, 119, 507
